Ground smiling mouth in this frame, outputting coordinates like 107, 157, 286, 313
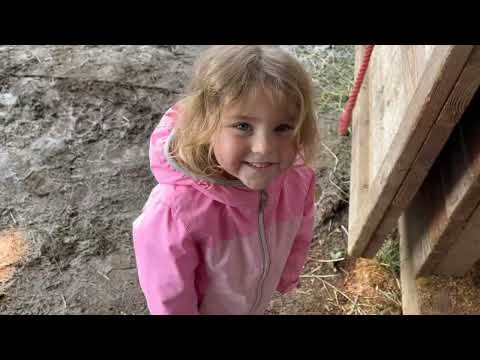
244, 161, 276, 169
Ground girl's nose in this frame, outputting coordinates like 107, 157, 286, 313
251, 132, 273, 155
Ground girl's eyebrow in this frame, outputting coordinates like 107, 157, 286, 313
233, 114, 296, 123
234, 114, 259, 121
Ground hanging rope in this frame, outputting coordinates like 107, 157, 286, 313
338, 45, 375, 136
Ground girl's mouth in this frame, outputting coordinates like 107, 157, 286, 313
244, 161, 276, 169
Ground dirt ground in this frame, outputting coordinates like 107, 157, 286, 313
0, 45, 400, 315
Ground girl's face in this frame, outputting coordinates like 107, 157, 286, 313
212, 91, 298, 190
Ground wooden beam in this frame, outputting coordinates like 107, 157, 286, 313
348, 45, 474, 258
400, 87, 480, 277
348, 46, 370, 233
436, 202, 480, 275
427, 90, 480, 276
363, 45, 480, 257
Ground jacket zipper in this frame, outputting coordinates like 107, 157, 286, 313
250, 189, 270, 314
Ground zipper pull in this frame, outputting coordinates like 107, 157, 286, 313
260, 190, 268, 210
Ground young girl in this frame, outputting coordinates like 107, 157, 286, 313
133, 45, 319, 315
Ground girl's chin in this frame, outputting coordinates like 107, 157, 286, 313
237, 176, 273, 191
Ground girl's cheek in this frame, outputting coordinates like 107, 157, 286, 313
215, 132, 246, 162
229, 140, 248, 161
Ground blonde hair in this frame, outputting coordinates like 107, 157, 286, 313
170, 45, 319, 179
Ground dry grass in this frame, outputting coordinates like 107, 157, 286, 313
290, 45, 355, 114
416, 268, 480, 314
342, 258, 402, 315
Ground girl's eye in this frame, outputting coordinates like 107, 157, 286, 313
233, 122, 252, 132
275, 124, 294, 132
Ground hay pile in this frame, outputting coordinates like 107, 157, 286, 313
342, 258, 402, 315
416, 269, 480, 314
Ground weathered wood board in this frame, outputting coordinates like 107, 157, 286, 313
401, 88, 480, 277
348, 45, 477, 258
436, 204, 480, 275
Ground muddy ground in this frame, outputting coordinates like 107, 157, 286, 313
0, 45, 399, 315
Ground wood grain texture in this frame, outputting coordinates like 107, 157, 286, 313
399, 213, 421, 315
363, 45, 480, 258
349, 46, 370, 231
348, 45, 473, 258
368, 46, 434, 181
436, 202, 480, 275
400, 87, 480, 276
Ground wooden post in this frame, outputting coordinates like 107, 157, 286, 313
348, 45, 370, 236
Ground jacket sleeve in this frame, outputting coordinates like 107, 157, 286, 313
133, 200, 199, 315
276, 171, 315, 294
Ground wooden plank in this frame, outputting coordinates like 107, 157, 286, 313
348, 45, 474, 258
400, 213, 480, 315
348, 46, 370, 231
363, 45, 480, 257
368, 47, 436, 182
368, 46, 431, 182
433, 89, 480, 276
436, 202, 480, 275
401, 87, 480, 277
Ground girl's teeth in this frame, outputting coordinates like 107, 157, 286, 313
249, 162, 270, 168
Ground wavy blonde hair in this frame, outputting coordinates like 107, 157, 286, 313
170, 45, 319, 179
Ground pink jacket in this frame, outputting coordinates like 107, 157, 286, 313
132, 105, 315, 315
